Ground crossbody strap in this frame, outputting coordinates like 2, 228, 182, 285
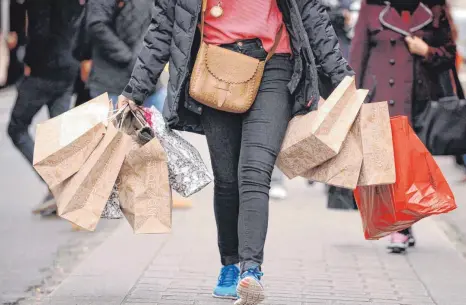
452, 65, 465, 100
266, 25, 284, 62
200, 0, 284, 62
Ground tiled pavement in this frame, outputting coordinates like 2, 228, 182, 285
34, 135, 466, 305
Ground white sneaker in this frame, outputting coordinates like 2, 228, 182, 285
269, 185, 287, 200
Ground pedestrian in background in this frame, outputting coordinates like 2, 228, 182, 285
322, 0, 354, 59
118, 0, 354, 303
7, 0, 83, 216
0, 0, 26, 89
350, 0, 456, 253
86, 0, 152, 103
323, 0, 358, 210
72, 0, 91, 107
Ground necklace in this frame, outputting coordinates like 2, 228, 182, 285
210, 1, 223, 18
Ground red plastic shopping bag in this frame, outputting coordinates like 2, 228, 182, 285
354, 116, 456, 240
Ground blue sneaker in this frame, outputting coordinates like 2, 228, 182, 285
235, 267, 265, 305
212, 264, 240, 299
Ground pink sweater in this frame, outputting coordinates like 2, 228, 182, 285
203, 0, 292, 54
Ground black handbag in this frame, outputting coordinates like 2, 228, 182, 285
416, 67, 466, 155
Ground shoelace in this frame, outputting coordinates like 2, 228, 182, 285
241, 267, 264, 280
218, 265, 239, 287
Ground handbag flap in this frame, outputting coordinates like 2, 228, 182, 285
205, 43, 261, 84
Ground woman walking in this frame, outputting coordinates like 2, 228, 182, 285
119, 0, 353, 303
350, 0, 456, 253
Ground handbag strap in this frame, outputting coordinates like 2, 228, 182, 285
452, 65, 465, 100
200, 0, 283, 62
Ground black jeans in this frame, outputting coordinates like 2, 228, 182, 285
8, 76, 74, 167
201, 39, 293, 272
74, 72, 91, 107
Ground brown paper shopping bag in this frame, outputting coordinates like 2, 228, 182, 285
33, 94, 110, 189
117, 110, 172, 234
302, 110, 363, 189
52, 123, 132, 231
277, 76, 363, 179
119, 137, 172, 234
303, 101, 394, 189
357, 102, 396, 186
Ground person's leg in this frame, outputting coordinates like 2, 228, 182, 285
47, 80, 73, 118
238, 55, 293, 272
74, 75, 91, 107
235, 54, 293, 305
8, 77, 61, 215
201, 106, 242, 299
32, 78, 74, 215
270, 167, 287, 200
389, 226, 414, 253
8, 76, 50, 165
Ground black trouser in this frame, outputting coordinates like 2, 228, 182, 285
74, 73, 91, 107
200, 39, 293, 272
8, 75, 74, 167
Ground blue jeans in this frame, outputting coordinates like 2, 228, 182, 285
143, 87, 166, 112
89, 89, 118, 107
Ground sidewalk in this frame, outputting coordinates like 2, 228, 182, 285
33, 135, 466, 305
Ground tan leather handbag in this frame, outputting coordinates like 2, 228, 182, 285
189, 0, 283, 113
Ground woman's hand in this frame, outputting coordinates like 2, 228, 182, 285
80, 60, 92, 83
24, 65, 31, 76
117, 95, 139, 111
405, 36, 429, 57
7, 32, 18, 50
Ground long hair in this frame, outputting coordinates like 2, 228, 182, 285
444, 1, 458, 41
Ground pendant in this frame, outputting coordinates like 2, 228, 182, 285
210, 5, 223, 18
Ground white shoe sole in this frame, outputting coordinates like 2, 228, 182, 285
387, 242, 408, 253
269, 187, 288, 200
234, 277, 265, 305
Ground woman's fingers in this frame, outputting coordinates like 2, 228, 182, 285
404, 36, 429, 57
117, 95, 130, 109
117, 95, 139, 111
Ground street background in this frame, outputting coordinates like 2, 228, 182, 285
1, 86, 466, 304
3, 0, 466, 304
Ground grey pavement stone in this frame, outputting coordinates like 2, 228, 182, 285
45, 223, 170, 304
0, 88, 120, 304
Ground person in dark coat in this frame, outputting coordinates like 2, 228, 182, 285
120, 0, 353, 134
118, 0, 353, 302
0, 0, 26, 89
7, 0, 83, 215
86, 0, 152, 102
350, 0, 456, 253
320, 0, 357, 210
322, 0, 354, 59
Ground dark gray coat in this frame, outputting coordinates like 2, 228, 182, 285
123, 0, 354, 133
87, 0, 152, 95
23, 0, 82, 81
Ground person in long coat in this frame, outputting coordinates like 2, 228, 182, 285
350, 0, 456, 253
